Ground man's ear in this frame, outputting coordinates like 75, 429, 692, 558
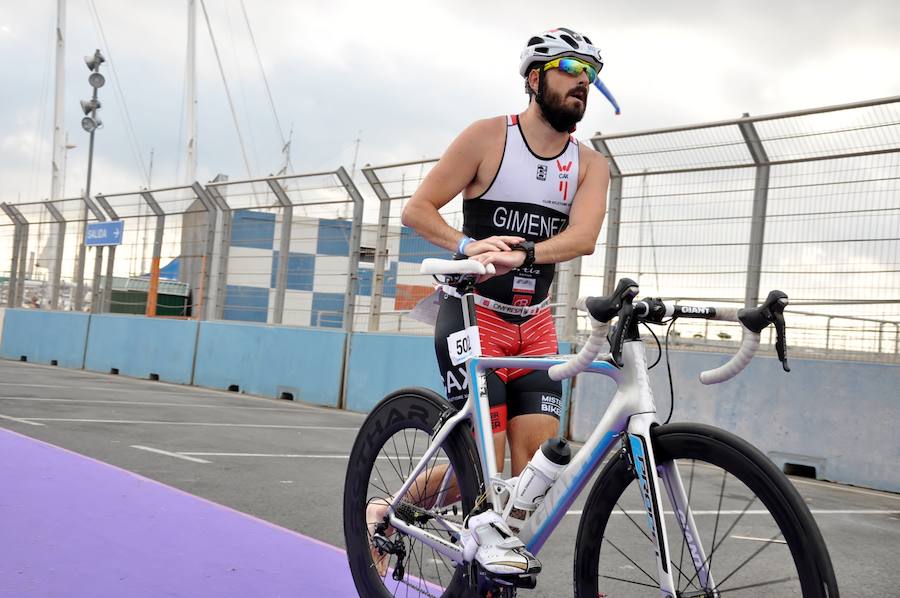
528, 68, 540, 95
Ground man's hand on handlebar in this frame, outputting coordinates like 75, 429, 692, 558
470, 250, 527, 279
462, 235, 525, 256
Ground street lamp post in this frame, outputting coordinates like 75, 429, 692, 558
76, 49, 106, 312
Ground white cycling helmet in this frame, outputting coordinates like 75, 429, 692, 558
519, 28, 603, 77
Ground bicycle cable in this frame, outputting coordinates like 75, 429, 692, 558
642, 321, 662, 369
663, 318, 677, 424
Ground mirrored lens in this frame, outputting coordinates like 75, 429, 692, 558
558, 58, 597, 83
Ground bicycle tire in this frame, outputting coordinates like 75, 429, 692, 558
573, 423, 838, 597
343, 387, 483, 597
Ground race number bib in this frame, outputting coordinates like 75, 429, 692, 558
447, 326, 481, 366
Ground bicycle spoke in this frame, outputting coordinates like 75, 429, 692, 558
713, 574, 795, 594
713, 530, 785, 590
368, 462, 394, 498
598, 573, 660, 589
615, 500, 653, 543
708, 466, 729, 576
602, 538, 659, 586
677, 459, 697, 591
682, 494, 759, 589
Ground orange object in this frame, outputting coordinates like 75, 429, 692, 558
145, 257, 160, 317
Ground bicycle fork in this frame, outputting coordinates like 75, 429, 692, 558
627, 414, 717, 598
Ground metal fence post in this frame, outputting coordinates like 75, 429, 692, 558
95, 194, 119, 313
0, 203, 21, 308
206, 176, 231, 320
43, 201, 67, 309
335, 166, 364, 333
563, 256, 582, 341
266, 178, 293, 325
191, 182, 218, 321
591, 136, 622, 295
363, 167, 392, 331
737, 114, 770, 308
139, 191, 165, 316
5, 204, 30, 308
82, 195, 106, 313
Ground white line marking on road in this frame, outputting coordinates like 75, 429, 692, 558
689, 459, 900, 502
130, 445, 211, 463
565, 509, 900, 516
789, 476, 900, 501
22, 418, 359, 430
0, 396, 306, 412
179, 452, 450, 461
0, 413, 44, 426
731, 535, 787, 544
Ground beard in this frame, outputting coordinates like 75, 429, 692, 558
537, 80, 587, 133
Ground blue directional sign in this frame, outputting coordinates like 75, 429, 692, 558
85, 220, 124, 246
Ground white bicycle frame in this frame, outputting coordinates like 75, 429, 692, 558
385, 291, 715, 596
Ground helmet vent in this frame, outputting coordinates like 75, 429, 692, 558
528, 36, 544, 46
535, 47, 548, 54
583, 35, 593, 44
560, 34, 578, 48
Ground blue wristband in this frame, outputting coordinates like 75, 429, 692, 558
457, 236, 475, 255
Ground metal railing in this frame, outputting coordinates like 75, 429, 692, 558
3, 96, 897, 362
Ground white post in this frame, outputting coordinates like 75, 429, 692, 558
186, 0, 197, 184
46, 0, 66, 308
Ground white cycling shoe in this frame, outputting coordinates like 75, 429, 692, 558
461, 510, 542, 577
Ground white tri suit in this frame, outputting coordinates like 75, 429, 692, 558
434, 114, 579, 433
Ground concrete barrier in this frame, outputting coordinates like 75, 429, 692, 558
84, 314, 199, 384
570, 347, 900, 492
344, 333, 574, 434
193, 321, 346, 407
344, 332, 443, 413
0, 309, 90, 368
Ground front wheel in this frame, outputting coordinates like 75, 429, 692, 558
343, 387, 483, 597
574, 423, 838, 597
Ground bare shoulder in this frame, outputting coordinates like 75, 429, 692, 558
575, 140, 610, 188
457, 116, 506, 146
578, 141, 609, 172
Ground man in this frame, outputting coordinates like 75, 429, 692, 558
374, 27, 610, 580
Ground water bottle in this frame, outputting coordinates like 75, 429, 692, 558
506, 437, 571, 532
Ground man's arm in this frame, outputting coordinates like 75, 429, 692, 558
401, 117, 524, 255
471, 147, 610, 274
534, 146, 609, 262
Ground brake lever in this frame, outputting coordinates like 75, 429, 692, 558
774, 311, 790, 372
608, 301, 634, 368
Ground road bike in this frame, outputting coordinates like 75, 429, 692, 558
343, 258, 838, 597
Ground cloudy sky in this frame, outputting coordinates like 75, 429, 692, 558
1, 0, 899, 206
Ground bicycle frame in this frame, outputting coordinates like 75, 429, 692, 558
385, 292, 712, 596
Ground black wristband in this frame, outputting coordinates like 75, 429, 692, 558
509, 241, 535, 267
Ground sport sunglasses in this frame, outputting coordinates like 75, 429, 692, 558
542, 57, 600, 83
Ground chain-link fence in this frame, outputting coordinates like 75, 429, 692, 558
2, 96, 897, 361
588, 95, 900, 362
360, 160, 580, 336
0, 168, 364, 331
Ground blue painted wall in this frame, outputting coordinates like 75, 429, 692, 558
344, 333, 574, 436
570, 347, 900, 493
194, 321, 346, 407
84, 314, 199, 384
344, 333, 444, 413
0, 309, 90, 368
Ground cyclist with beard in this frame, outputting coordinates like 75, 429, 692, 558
369, 28, 610, 581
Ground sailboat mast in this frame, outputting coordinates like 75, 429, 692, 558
46, 0, 66, 308
186, 0, 197, 184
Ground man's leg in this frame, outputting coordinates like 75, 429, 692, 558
505, 371, 564, 475
507, 413, 561, 475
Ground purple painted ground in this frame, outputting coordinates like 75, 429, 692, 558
0, 428, 357, 597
